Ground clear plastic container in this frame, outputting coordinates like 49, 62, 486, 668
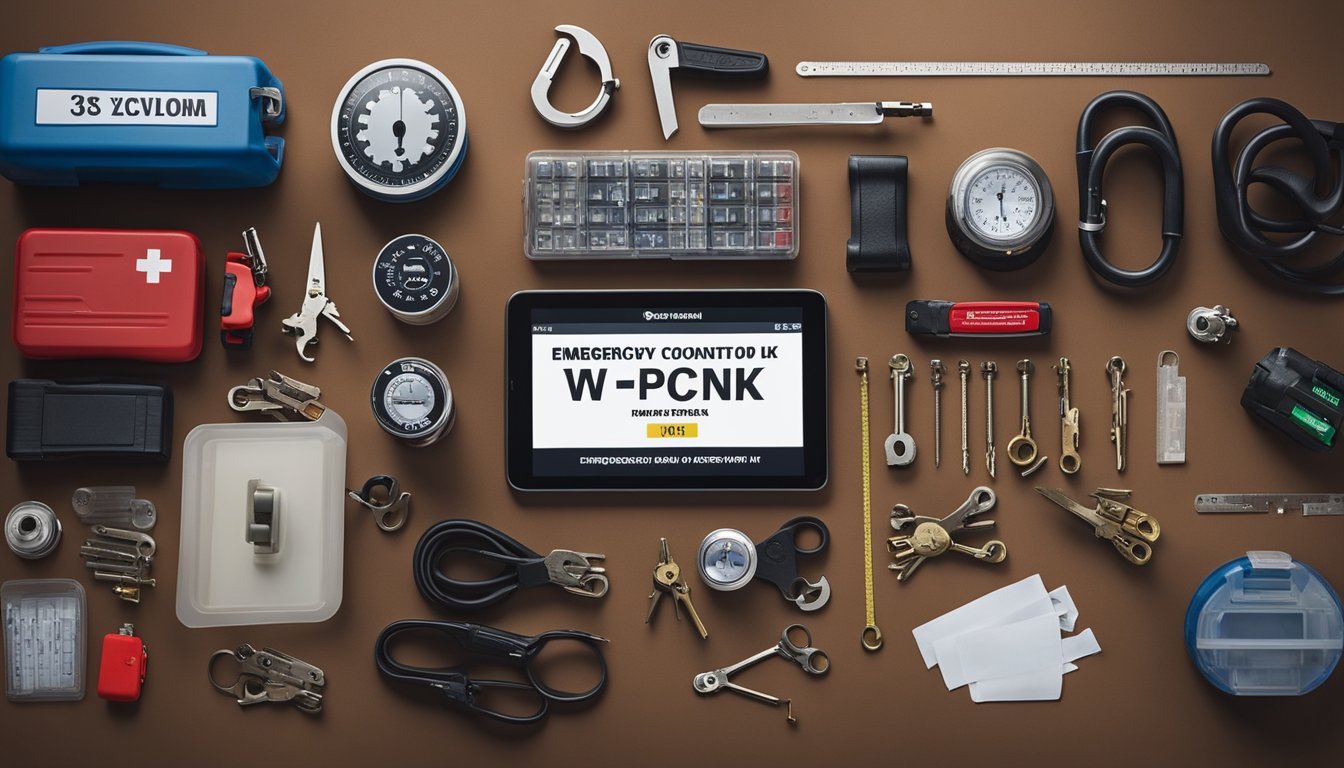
1185, 551, 1343, 695
3, 578, 86, 701
176, 411, 346, 627
524, 150, 799, 260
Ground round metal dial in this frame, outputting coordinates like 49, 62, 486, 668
370, 357, 455, 446
331, 59, 468, 202
372, 234, 459, 325
946, 148, 1055, 271
697, 528, 757, 591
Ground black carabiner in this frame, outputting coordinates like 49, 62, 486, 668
1076, 90, 1184, 287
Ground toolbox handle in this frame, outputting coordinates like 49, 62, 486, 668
39, 41, 207, 57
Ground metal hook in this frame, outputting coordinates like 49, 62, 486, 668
530, 24, 619, 129
346, 475, 411, 532
788, 576, 831, 612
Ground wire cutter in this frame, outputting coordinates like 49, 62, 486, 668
693, 624, 829, 722
282, 222, 352, 362
1035, 487, 1161, 565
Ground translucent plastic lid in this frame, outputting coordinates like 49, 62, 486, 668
176, 411, 346, 627
1185, 551, 1343, 696
3, 578, 86, 701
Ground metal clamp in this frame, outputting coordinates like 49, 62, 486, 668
209, 644, 325, 713
228, 371, 327, 422
245, 480, 280, 555
248, 86, 284, 122
531, 25, 619, 129
346, 475, 411, 532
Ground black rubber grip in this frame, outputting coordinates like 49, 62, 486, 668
675, 42, 768, 79
847, 155, 912, 272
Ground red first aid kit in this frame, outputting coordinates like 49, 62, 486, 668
13, 228, 204, 361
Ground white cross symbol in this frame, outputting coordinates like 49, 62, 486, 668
136, 248, 173, 284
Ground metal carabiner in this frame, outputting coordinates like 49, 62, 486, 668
1075, 90, 1185, 287
530, 24, 619, 129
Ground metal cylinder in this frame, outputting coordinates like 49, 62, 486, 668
370, 357, 456, 447
372, 234, 460, 325
5, 501, 62, 559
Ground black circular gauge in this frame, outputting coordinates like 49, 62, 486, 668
372, 234, 459, 325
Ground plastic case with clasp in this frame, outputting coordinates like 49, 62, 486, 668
0, 41, 284, 188
13, 228, 204, 361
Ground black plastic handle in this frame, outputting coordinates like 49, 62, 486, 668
676, 41, 768, 79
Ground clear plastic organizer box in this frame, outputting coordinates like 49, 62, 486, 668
524, 150, 798, 260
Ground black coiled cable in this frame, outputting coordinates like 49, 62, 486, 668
1212, 97, 1344, 294
1076, 90, 1184, 286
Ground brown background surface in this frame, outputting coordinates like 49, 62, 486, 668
2, 0, 1343, 764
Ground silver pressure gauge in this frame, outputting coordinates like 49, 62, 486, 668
698, 528, 757, 591
946, 148, 1055, 271
370, 357, 455, 447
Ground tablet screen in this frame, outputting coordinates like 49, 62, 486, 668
506, 291, 827, 491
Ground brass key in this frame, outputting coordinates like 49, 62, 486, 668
1107, 357, 1129, 472
647, 538, 708, 639
1007, 359, 1038, 467
1057, 357, 1081, 474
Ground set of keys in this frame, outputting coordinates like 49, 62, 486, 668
888, 487, 1008, 581
646, 538, 708, 639
79, 525, 156, 603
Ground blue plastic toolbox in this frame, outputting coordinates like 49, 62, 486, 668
0, 41, 285, 189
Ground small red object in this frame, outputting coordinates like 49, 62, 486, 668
13, 228, 204, 361
220, 228, 271, 349
97, 624, 148, 702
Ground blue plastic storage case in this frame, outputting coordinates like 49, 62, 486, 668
0, 41, 284, 188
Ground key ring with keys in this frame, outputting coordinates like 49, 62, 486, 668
412, 519, 607, 611
374, 619, 609, 725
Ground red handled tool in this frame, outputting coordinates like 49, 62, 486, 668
906, 300, 1051, 338
221, 228, 270, 349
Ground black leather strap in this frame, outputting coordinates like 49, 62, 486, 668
847, 155, 912, 272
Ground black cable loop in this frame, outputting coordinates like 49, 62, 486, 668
1076, 90, 1184, 287
1211, 97, 1344, 294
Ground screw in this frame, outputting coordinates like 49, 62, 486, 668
930, 360, 944, 467
981, 361, 997, 479
958, 361, 971, 476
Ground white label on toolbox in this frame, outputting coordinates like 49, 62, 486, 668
35, 89, 218, 126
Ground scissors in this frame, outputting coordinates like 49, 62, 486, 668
281, 222, 353, 362
1035, 487, 1161, 565
754, 517, 832, 611
693, 624, 830, 721
374, 620, 608, 725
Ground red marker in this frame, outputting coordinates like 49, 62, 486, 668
906, 300, 1052, 338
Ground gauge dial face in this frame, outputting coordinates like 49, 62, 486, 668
384, 373, 435, 424
964, 166, 1039, 241
332, 60, 466, 199
371, 357, 452, 440
698, 529, 757, 590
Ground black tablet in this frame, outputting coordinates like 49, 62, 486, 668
506, 290, 828, 491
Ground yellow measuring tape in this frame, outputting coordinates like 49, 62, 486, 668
857, 358, 882, 651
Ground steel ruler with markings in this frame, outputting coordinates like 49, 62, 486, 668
1195, 494, 1344, 516
796, 61, 1271, 77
